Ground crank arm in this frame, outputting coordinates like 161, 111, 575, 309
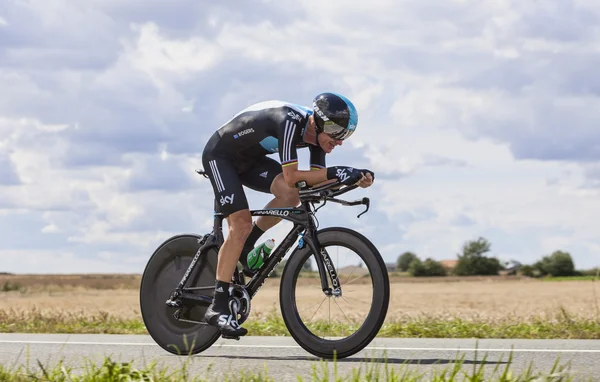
173, 308, 208, 325
179, 293, 213, 306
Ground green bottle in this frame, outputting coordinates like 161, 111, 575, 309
247, 239, 275, 270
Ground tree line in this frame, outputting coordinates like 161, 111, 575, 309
396, 237, 599, 277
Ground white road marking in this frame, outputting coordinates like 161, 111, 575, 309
0, 340, 599, 353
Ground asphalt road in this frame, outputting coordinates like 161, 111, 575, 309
0, 334, 598, 381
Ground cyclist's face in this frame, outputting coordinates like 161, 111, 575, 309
307, 116, 343, 153
318, 132, 343, 153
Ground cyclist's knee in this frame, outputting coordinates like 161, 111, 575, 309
226, 210, 253, 240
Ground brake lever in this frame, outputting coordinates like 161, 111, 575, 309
357, 197, 370, 218
325, 196, 370, 218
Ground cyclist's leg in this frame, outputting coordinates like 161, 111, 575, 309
239, 157, 300, 252
218, 210, 252, 281
202, 153, 252, 336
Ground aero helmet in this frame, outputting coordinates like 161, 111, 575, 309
312, 92, 358, 140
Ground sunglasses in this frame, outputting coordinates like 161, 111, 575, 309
322, 121, 355, 140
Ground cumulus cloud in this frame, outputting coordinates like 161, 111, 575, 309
581, 163, 600, 188
1, 0, 599, 272
423, 155, 468, 168
0, 154, 19, 185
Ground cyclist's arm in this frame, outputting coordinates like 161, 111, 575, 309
309, 142, 326, 171
278, 116, 329, 188
282, 163, 329, 188
307, 143, 336, 187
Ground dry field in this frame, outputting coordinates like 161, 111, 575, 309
1, 274, 599, 322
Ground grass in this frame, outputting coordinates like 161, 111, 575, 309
2, 307, 599, 339
0, 274, 529, 290
0, 308, 146, 334
1, 276, 596, 380
0, 347, 589, 381
2, 275, 599, 340
0, 274, 141, 291
0, 356, 272, 382
376, 309, 600, 339
4, 277, 599, 322
537, 268, 599, 282
540, 276, 599, 282
1, 282, 23, 292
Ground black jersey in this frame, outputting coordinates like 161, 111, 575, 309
204, 101, 326, 172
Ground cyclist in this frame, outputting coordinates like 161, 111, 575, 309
202, 92, 375, 337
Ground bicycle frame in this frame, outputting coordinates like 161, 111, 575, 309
167, 176, 369, 308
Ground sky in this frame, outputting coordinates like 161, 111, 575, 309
1, 0, 599, 274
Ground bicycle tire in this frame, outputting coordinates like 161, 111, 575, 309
279, 227, 390, 359
140, 234, 221, 355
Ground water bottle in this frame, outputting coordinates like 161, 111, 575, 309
246, 239, 275, 270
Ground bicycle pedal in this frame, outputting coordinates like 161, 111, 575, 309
221, 334, 240, 341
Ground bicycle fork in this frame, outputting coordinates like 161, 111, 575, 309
303, 230, 342, 297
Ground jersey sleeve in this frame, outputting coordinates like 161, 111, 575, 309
278, 118, 301, 168
309, 144, 326, 170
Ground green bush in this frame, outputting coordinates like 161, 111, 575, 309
453, 237, 502, 276
408, 258, 447, 277
1, 282, 22, 292
519, 264, 535, 277
396, 251, 419, 272
534, 250, 576, 277
580, 267, 600, 277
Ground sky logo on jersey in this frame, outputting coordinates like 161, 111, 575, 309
220, 193, 235, 206
233, 128, 254, 139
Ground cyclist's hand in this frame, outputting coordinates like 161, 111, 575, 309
326, 166, 363, 186
357, 170, 374, 188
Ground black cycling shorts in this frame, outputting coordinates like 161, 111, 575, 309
201, 153, 283, 217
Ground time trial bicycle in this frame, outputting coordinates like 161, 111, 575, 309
139, 169, 390, 359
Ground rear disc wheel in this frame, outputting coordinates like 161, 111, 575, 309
140, 234, 221, 355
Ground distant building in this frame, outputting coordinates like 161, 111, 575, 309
499, 260, 522, 276
385, 263, 397, 272
440, 260, 458, 270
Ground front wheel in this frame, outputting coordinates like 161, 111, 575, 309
279, 227, 390, 359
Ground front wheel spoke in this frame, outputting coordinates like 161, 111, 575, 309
328, 297, 331, 340
342, 267, 359, 286
285, 234, 389, 349
344, 273, 370, 286
308, 296, 328, 323
340, 295, 373, 307
333, 298, 353, 326
298, 298, 328, 317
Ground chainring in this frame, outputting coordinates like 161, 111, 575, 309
229, 284, 251, 324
